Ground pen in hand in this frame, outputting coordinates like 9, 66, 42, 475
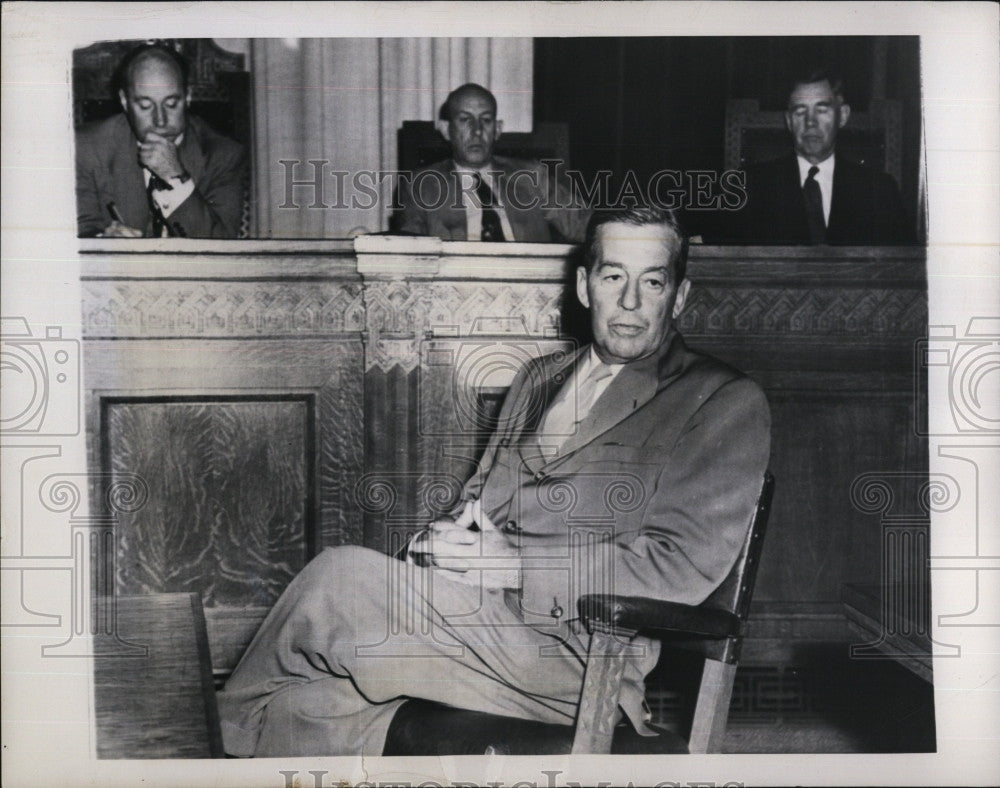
107, 202, 125, 224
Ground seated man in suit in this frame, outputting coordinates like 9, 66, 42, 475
75, 44, 247, 238
392, 83, 589, 242
217, 206, 770, 757
723, 70, 913, 245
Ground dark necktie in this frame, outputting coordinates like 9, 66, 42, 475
146, 173, 169, 237
803, 165, 826, 244
472, 172, 505, 242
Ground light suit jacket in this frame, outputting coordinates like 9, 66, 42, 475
460, 330, 772, 631
76, 113, 246, 238
393, 156, 590, 243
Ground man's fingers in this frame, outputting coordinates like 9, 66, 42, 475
432, 557, 470, 573
471, 499, 498, 531
439, 529, 477, 545
407, 532, 432, 553
453, 500, 475, 527
102, 221, 143, 238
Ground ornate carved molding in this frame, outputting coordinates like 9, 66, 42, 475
362, 280, 564, 373
82, 281, 364, 338
679, 287, 926, 337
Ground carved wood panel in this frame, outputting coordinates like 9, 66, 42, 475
106, 398, 310, 607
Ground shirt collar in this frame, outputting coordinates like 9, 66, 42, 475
453, 161, 497, 177
796, 152, 835, 185
582, 346, 625, 379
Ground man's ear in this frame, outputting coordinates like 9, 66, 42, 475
784, 111, 794, 134
493, 119, 503, 142
672, 278, 691, 319
185, 88, 193, 108
576, 266, 590, 309
437, 120, 452, 143
838, 102, 851, 128
118, 89, 128, 113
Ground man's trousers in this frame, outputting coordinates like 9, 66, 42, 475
217, 545, 609, 756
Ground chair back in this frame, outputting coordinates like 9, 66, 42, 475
725, 98, 902, 184
701, 471, 775, 621
73, 39, 252, 147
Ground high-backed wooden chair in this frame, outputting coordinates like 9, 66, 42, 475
725, 97, 902, 183
383, 471, 775, 755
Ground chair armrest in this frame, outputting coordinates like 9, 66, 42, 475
577, 595, 741, 638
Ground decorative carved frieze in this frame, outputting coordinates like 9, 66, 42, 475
82, 281, 364, 338
679, 287, 926, 337
362, 280, 564, 373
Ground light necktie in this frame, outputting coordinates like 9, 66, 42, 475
537, 361, 613, 458
472, 172, 506, 242
803, 165, 826, 244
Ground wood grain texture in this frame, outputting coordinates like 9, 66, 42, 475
94, 593, 222, 759
108, 399, 309, 607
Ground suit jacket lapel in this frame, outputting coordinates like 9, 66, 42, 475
497, 157, 533, 242
178, 118, 208, 185
436, 161, 471, 239
108, 117, 151, 233
826, 156, 853, 239
556, 363, 656, 458
780, 154, 812, 240
516, 347, 586, 475
522, 332, 684, 471
555, 338, 673, 459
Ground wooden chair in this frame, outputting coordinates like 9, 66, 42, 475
383, 471, 775, 755
724, 97, 902, 183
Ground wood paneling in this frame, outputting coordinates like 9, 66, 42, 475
107, 398, 310, 607
83, 240, 928, 679
94, 593, 222, 759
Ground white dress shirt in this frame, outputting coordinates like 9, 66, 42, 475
796, 153, 835, 225
453, 164, 516, 242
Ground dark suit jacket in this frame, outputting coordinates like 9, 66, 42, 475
459, 330, 771, 630
392, 156, 590, 243
76, 114, 247, 238
717, 153, 914, 245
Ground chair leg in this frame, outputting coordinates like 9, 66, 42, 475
688, 658, 736, 754
571, 630, 629, 754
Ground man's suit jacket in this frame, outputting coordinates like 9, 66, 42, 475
76, 113, 247, 238
459, 331, 772, 630
723, 153, 913, 245
392, 156, 590, 243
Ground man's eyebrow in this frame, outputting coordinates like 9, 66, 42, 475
595, 262, 670, 277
